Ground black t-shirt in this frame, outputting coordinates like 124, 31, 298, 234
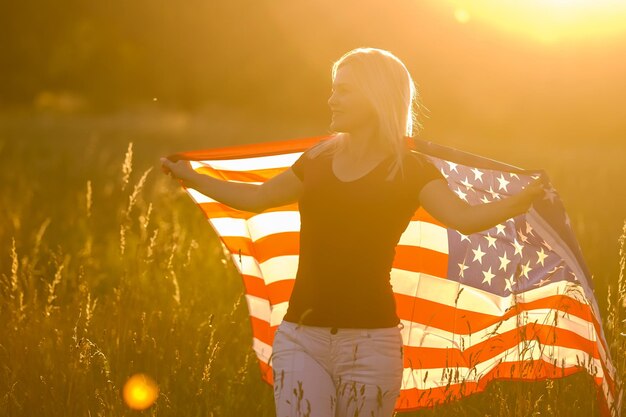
284, 144, 445, 328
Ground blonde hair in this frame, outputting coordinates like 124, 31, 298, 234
308, 47, 423, 180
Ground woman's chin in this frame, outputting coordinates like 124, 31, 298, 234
330, 121, 347, 133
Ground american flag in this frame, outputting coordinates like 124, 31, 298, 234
169, 136, 617, 416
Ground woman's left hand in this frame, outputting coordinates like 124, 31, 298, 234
517, 176, 546, 210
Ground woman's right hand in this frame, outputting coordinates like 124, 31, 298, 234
160, 157, 198, 187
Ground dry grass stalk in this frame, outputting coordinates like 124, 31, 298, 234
80, 338, 112, 380
171, 270, 181, 305
10, 238, 18, 296
33, 218, 51, 258
86, 180, 92, 218
45, 261, 65, 316
167, 243, 177, 272
16, 291, 25, 324
146, 228, 159, 262
84, 291, 97, 331
119, 225, 126, 256
140, 202, 153, 232
127, 167, 153, 216
228, 293, 243, 323
184, 239, 199, 268
121, 142, 133, 191
201, 341, 221, 384
618, 220, 626, 308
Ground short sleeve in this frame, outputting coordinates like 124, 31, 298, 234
409, 152, 446, 187
290, 150, 308, 181
422, 156, 445, 185
290, 142, 326, 181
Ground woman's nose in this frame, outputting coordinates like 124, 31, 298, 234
328, 92, 337, 108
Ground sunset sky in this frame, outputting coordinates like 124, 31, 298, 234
3, 0, 625, 149
257, 0, 626, 147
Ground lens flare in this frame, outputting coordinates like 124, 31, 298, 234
122, 373, 159, 410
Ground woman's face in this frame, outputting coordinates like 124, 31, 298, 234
328, 65, 376, 134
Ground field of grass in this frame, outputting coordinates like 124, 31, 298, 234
0, 110, 624, 416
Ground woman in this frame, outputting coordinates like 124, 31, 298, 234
161, 48, 544, 417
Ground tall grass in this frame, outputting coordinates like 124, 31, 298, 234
0, 112, 624, 416
0, 125, 274, 416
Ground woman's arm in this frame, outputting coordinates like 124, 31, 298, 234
160, 158, 303, 213
419, 178, 544, 235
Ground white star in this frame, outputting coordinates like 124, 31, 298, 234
457, 230, 471, 242
497, 174, 510, 192
517, 229, 529, 243
487, 186, 501, 200
446, 161, 459, 173
480, 195, 491, 204
525, 221, 534, 236
520, 261, 532, 279
541, 240, 553, 251
484, 234, 497, 249
460, 177, 474, 189
512, 239, 524, 257
547, 265, 563, 275
543, 186, 557, 203
495, 223, 507, 236
472, 245, 486, 264
498, 252, 511, 272
441, 171, 449, 180
471, 167, 484, 182
455, 188, 468, 202
534, 277, 551, 287
458, 262, 469, 278
504, 276, 517, 293
510, 173, 520, 180
482, 267, 495, 286
536, 247, 548, 266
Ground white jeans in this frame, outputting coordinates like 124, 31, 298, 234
271, 320, 403, 417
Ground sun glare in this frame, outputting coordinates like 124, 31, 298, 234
445, 0, 626, 43
454, 8, 471, 23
